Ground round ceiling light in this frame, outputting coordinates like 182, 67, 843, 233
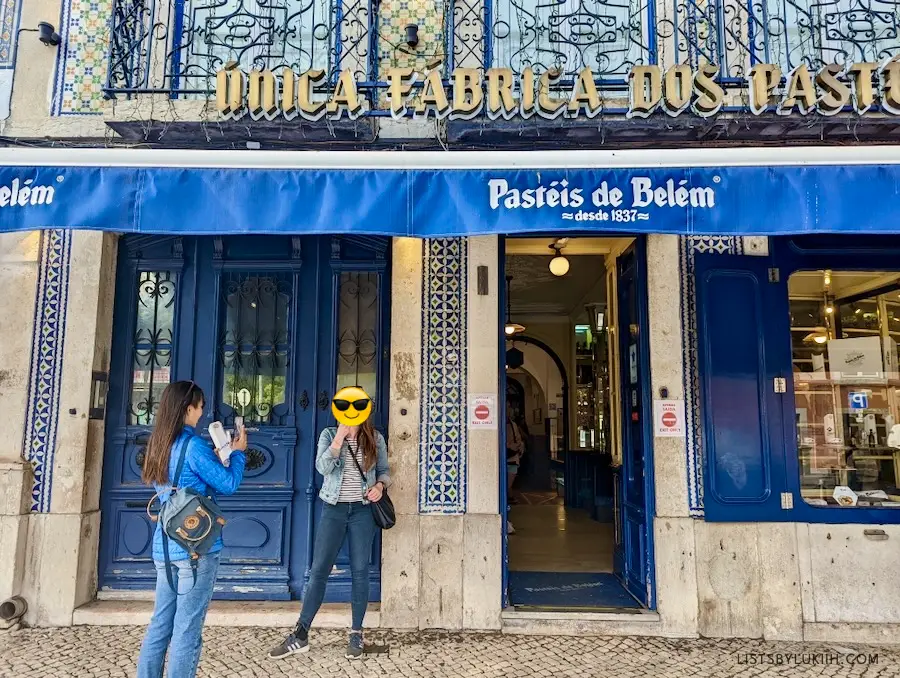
549, 255, 569, 276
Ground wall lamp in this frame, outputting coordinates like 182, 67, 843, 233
405, 24, 419, 48
38, 22, 61, 47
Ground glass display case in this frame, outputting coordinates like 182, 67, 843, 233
790, 270, 900, 508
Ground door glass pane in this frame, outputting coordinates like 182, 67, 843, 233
336, 272, 379, 399
130, 272, 177, 425
220, 272, 292, 425
790, 270, 900, 508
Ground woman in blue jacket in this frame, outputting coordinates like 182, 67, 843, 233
136, 381, 247, 678
269, 417, 390, 661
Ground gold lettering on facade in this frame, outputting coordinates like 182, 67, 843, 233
327, 69, 364, 118
816, 64, 850, 116
848, 62, 878, 113
416, 68, 451, 117
778, 64, 816, 115
749, 64, 782, 114
692, 65, 724, 117
537, 69, 567, 118
628, 66, 662, 118
216, 68, 244, 118
520, 67, 536, 118
453, 68, 484, 119
248, 70, 278, 119
486, 68, 517, 119
663, 65, 692, 116
568, 68, 602, 117
281, 67, 297, 119
214, 62, 900, 122
387, 68, 416, 118
880, 58, 900, 115
298, 69, 326, 120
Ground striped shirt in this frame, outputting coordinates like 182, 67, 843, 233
337, 439, 365, 503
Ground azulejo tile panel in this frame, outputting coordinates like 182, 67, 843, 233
419, 238, 468, 514
23, 230, 72, 513
0, 0, 21, 68
52, 0, 112, 115
679, 236, 744, 517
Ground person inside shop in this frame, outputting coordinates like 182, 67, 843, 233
269, 387, 391, 661
137, 381, 248, 678
507, 403, 525, 534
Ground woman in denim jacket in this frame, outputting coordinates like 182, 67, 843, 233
269, 417, 390, 661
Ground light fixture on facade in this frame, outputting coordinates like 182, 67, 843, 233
549, 241, 569, 276
504, 275, 525, 336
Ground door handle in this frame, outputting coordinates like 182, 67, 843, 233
317, 391, 329, 411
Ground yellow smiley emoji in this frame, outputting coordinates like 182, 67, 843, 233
332, 386, 373, 426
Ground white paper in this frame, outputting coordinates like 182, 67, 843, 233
469, 394, 497, 429
653, 399, 685, 437
208, 421, 233, 466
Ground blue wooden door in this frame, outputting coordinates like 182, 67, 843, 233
613, 241, 655, 608
98, 235, 390, 600
694, 253, 790, 521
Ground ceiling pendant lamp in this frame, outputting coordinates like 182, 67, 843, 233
504, 275, 525, 336
549, 243, 569, 276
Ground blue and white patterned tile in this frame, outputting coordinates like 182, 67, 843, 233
52, 0, 112, 115
418, 238, 468, 514
0, 0, 20, 119
680, 236, 743, 517
22, 229, 72, 513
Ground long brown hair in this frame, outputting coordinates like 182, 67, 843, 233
142, 381, 205, 486
356, 418, 378, 472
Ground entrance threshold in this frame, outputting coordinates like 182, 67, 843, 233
502, 608, 679, 638
74, 600, 381, 629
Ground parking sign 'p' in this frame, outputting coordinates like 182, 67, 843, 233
849, 391, 869, 410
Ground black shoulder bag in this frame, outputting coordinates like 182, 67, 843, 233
349, 445, 396, 530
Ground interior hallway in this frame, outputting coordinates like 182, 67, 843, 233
508, 492, 613, 573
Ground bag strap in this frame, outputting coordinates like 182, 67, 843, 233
172, 434, 191, 491
346, 440, 371, 492
162, 435, 198, 595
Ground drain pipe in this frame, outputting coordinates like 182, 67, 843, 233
0, 596, 27, 631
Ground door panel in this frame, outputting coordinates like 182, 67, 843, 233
694, 253, 789, 522
98, 235, 390, 600
614, 241, 655, 608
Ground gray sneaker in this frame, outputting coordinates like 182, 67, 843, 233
268, 622, 309, 660
345, 631, 364, 659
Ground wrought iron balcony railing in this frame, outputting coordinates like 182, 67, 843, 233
105, 0, 900, 106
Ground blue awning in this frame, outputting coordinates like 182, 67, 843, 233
1, 147, 900, 236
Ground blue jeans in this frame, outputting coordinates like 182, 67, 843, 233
300, 502, 376, 631
137, 552, 221, 678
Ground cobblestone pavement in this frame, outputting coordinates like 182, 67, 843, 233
1, 626, 899, 678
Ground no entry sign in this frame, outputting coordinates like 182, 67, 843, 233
654, 399, 685, 438
469, 394, 497, 430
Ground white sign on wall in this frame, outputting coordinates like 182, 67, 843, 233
469, 394, 497, 429
653, 399, 685, 437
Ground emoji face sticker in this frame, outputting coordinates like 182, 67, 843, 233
332, 386, 373, 426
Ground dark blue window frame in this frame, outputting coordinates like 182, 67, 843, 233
699, 235, 900, 525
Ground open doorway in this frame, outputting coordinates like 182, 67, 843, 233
502, 236, 654, 612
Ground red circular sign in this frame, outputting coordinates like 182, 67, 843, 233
662, 411, 677, 428
474, 404, 490, 420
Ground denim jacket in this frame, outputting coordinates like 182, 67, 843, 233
316, 427, 391, 505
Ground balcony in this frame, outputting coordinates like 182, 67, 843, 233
102, 0, 900, 145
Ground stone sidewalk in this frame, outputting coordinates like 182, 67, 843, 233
1, 626, 899, 678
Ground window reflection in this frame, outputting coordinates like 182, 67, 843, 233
129, 272, 176, 425
790, 270, 900, 508
336, 272, 379, 400
220, 273, 291, 425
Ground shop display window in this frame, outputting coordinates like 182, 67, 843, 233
790, 270, 900, 509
